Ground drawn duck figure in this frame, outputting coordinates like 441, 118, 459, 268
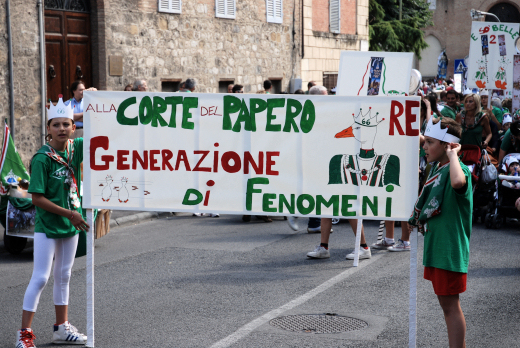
328, 107, 400, 187
101, 175, 113, 202
118, 177, 129, 203
494, 56, 510, 90
474, 57, 487, 89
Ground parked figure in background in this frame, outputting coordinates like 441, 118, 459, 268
305, 81, 316, 94
66, 80, 97, 139
264, 80, 272, 94
232, 84, 244, 93
227, 84, 234, 93
124, 84, 133, 91
185, 78, 196, 92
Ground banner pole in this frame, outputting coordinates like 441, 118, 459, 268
408, 228, 418, 348
352, 218, 362, 267
86, 209, 95, 347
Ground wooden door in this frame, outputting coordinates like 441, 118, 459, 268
45, 10, 91, 102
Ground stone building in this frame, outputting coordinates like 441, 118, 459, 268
417, 0, 520, 78
0, 0, 368, 164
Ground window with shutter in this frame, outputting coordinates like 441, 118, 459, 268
215, 0, 236, 19
158, 0, 181, 14
329, 0, 340, 33
266, 0, 283, 24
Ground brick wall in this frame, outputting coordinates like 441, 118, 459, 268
312, 0, 357, 35
341, 0, 356, 35
312, 0, 329, 32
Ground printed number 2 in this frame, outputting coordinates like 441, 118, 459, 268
490, 35, 496, 44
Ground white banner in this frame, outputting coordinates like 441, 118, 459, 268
514, 55, 520, 113
336, 51, 414, 97
467, 22, 520, 91
83, 92, 420, 220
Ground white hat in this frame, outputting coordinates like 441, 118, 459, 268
331, 87, 337, 93
503, 113, 512, 125
463, 88, 472, 95
424, 117, 460, 144
47, 95, 74, 121
506, 156, 519, 168
480, 89, 489, 96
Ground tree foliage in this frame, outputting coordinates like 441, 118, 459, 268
369, 0, 433, 59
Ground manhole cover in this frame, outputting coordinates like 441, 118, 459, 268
269, 314, 369, 334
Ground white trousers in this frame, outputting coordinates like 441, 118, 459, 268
23, 233, 79, 312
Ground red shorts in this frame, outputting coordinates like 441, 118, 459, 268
424, 267, 467, 296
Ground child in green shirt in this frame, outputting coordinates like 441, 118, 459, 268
409, 117, 472, 348
17, 96, 89, 348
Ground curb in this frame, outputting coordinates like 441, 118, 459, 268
109, 212, 173, 229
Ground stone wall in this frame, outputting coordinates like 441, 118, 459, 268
301, 0, 368, 89
0, 0, 43, 166
104, 0, 302, 93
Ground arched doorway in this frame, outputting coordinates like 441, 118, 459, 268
418, 35, 443, 78
485, 2, 520, 23
45, 0, 92, 102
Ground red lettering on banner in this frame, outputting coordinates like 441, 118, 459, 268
86, 104, 95, 112
193, 151, 212, 172
149, 150, 161, 171
405, 100, 420, 136
221, 152, 242, 173
200, 106, 222, 116
244, 151, 264, 174
90, 136, 113, 170
132, 150, 148, 170
266, 152, 280, 175
162, 150, 174, 171
389, 101, 405, 136
175, 150, 191, 171
117, 150, 130, 170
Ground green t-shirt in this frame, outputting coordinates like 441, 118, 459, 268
440, 105, 458, 120
423, 163, 472, 273
28, 138, 83, 239
500, 129, 520, 153
492, 106, 503, 124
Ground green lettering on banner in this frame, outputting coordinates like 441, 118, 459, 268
316, 195, 339, 216
165, 96, 183, 128
182, 97, 198, 130
341, 195, 357, 216
283, 99, 302, 133
297, 194, 315, 215
278, 194, 295, 214
362, 196, 378, 216
246, 177, 269, 211
300, 100, 316, 133
117, 97, 138, 125
266, 98, 285, 132
223, 96, 241, 130
386, 197, 392, 217
232, 99, 253, 132
471, 33, 478, 41
250, 98, 266, 132
182, 189, 203, 205
139, 96, 153, 125
263, 193, 277, 212
152, 96, 168, 127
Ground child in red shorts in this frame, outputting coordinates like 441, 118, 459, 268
409, 117, 472, 348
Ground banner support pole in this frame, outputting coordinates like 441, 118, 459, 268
408, 228, 418, 348
352, 218, 363, 267
86, 209, 95, 347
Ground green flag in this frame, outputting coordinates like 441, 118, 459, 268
0, 123, 30, 194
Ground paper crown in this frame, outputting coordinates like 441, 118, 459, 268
503, 113, 512, 125
47, 94, 74, 120
479, 89, 489, 96
424, 117, 460, 144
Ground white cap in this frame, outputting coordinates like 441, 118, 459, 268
47, 95, 74, 121
506, 156, 519, 167
331, 87, 337, 93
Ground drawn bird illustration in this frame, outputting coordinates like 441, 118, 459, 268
101, 176, 113, 202
118, 177, 129, 203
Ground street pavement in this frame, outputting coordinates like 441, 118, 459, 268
1, 214, 519, 347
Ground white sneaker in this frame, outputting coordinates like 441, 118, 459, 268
371, 239, 395, 250
193, 213, 204, 217
208, 213, 220, 217
307, 226, 321, 233
288, 216, 299, 231
345, 247, 371, 260
52, 322, 86, 345
388, 239, 411, 252
331, 218, 340, 225
306, 246, 330, 259
16, 328, 36, 348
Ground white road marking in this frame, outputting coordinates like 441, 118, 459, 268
209, 253, 383, 348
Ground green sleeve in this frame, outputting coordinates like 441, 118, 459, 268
28, 156, 48, 194
440, 107, 456, 120
328, 155, 344, 184
383, 155, 400, 186
74, 138, 83, 163
501, 129, 512, 152
493, 107, 503, 124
